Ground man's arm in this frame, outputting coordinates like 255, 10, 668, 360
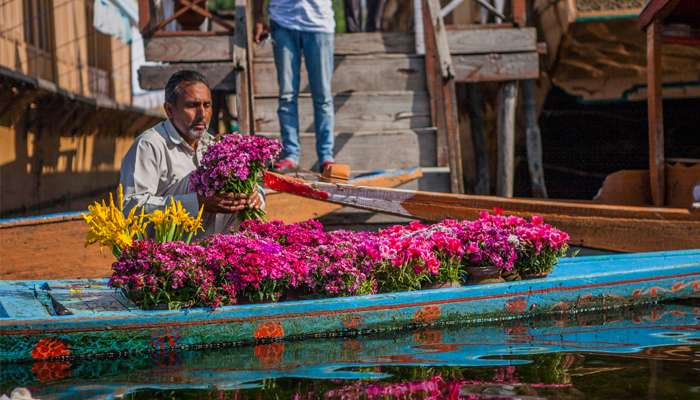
120, 139, 201, 217
253, 0, 268, 43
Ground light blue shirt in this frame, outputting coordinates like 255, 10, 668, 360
268, 0, 335, 33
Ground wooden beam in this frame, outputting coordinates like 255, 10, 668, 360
496, 81, 518, 197
522, 79, 547, 198
452, 52, 539, 82
639, 0, 681, 30
233, 0, 252, 134
422, 0, 446, 167
647, 20, 665, 206
138, 0, 152, 35
447, 28, 536, 54
138, 63, 237, 91
424, 0, 454, 80
144, 36, 234, 62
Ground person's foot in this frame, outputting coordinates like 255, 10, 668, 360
320, 160, 335, 173
272, 158, 298, 173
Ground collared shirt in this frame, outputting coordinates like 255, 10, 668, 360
269, 0, 335, 33
120, 120, 240, 237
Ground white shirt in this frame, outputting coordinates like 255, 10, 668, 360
269, 0, 335, 33
120, 120, 242, 237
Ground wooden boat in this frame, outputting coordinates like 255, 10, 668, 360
1, 249, 699, 362
2, 303, 698, 398
0, 167, 422, 281
263, 172, 700, 253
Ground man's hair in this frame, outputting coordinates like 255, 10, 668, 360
164, 70, 210, 104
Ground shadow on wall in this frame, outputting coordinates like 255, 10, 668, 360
0, 93, 161, 218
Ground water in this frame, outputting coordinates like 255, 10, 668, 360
2, 302, 699, 399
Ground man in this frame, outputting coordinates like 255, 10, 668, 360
120, 70, 263, 237
254, 0, 336, 173
344, 0, 386, 33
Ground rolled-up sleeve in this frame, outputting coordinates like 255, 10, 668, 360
120, 139, 200, 217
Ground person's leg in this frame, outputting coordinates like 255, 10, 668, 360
271, 21, 302, 164
302, 30, 335, 165
344, 0, 362, 33
366, 0, 386, 32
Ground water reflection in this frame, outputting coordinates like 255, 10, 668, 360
2, 304, 699, 399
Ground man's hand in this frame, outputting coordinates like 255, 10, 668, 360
254, 21, 269, 44
198, 193, 251, 214
198, 192, 263, 214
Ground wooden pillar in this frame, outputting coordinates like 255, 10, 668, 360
233, 0, 255, 134
423, 0, 464, 193
497, 81, 518, 197
523, 79, 547, 198
646, 20, 665, 206
467, 83, 489, 195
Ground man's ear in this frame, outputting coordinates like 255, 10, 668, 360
164, 102, 173, 120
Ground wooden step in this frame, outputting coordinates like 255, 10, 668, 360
144, 32, 414, 63
259, 128, 437, 171
255, 91, 431, 133
254, 54, 426, 96
143, 28, 537, 63
138, 54, 426, 94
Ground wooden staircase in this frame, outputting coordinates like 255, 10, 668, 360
137, 0, 540, 200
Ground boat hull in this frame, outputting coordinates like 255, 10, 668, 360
1, 250, 699, 362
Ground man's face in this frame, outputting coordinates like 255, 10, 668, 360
164, 82, 212, 144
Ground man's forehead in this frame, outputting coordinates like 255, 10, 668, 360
178, 82, 211, 101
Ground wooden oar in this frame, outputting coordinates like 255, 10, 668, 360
263, 172, 700, 252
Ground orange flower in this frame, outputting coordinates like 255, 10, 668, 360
413, 305, 441, 324
31, 337, 70, 360
254, 321, 284, 339
505, 297, 528, 313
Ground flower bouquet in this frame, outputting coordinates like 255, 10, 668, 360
189, 134, 281, 220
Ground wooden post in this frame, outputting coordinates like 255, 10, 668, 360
512, 0, 526, 27
467, 83, 490, 195
138, 0, 152, 36
423, 0, 464, 193
497, 81, 518, 197
233, 0, 253, 134
522, 79, 547, 198
646, 19, 665, 206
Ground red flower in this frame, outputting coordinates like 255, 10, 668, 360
531, 215, 543, 225
31, 337, 70, 360
493, 207, 504, 215
254, 321, 285, 339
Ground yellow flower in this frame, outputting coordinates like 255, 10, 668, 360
83, 184, 148, 257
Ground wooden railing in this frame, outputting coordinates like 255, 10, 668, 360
138, 0, 235, 38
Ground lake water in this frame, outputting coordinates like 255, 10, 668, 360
2, 302, 699, 399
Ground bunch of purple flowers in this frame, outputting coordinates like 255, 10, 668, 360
189, 134, 281, 220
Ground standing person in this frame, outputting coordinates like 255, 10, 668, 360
254, 0, 336, 173
120, 71, 264, 237
344, 0, 386, 33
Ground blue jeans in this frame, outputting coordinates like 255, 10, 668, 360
271, 20, 335, 164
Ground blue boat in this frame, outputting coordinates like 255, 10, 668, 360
1, 249, 699, 362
